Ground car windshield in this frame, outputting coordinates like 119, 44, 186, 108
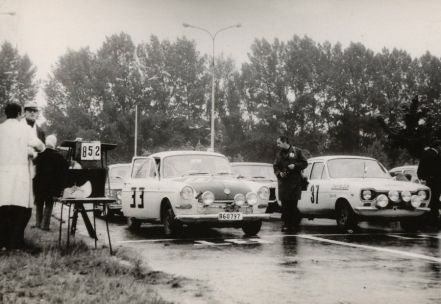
232, 165, 276, 181
327, 158, 391, 179
163, 155, 233, 178
109, 165, 131, 182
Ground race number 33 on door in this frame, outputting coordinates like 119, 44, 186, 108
81, 141, 101, 160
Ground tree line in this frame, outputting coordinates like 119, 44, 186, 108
1, 33, 440, 167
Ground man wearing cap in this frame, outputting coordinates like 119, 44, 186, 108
23, 101, 45, 142
33, 135, 69, 230
0, 103, 45, 250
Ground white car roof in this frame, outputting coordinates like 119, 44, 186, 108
308, 155, 377, 162
150, 150, 227, 159
390, 165, 418, 171
109, 163, 131, 168
231, 162, 272, 166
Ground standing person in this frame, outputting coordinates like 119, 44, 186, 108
0, 103, 45, 250
23, 101, 45, 142
417, 140, 441, 228
273, 136, 308, 232
33, 135, 69, 231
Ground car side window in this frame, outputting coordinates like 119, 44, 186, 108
148, 161, 158, 178
303, 162, 313, 179
132, 158, 152, 179
310, 162, 325, 180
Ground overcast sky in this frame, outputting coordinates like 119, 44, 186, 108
2, 0, 441, 103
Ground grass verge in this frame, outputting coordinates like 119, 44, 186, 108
0, 219, 172, 304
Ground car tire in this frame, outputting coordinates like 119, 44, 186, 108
127, 217, 141, 231
336, 202, 358, 232
93, 208, 102, 218
102, 205, 114, 219
162, 206, 182, 237
400, 218, 422, 232
242, 221, 262, 236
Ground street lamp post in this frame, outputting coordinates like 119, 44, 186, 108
183, 22, 241, 151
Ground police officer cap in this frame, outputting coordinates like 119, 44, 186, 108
24, 101, 39, 110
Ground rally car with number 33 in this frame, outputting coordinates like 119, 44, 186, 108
297, 156, 431, 231
121, 151, 271, 236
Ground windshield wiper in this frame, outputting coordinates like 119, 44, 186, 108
214, 172, 231, 176
251, 176, 266, 179
182, 172, 209, 176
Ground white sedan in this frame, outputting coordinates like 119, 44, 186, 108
298, 156, 431, 231
121, 151, 270, 236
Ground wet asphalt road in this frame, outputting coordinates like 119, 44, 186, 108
67, 212, 441, 304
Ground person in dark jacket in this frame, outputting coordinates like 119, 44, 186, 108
273, 136, 308, 232
417, 140, 441, 227
33, 135, 69, 230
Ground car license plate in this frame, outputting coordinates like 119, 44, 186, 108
218, 212, 243, 221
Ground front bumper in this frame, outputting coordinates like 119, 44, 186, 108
354, 206, 430, 218
175, 213, 270, 224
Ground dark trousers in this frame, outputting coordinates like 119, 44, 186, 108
281, 199, 300, 228
35, 194, 54, 229
0, 206, 32, 249
427, 182, 440, 219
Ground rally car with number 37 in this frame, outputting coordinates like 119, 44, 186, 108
121, 151, 271, 236
297, 156, 431, 231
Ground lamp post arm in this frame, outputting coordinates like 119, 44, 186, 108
213, 24, 240, 39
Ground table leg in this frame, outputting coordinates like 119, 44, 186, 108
66, 204, 72, 248
58, 202, 64, 246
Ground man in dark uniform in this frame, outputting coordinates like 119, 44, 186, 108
273, 136, 308, 232
33, 135, 69, 230
417, 140, 441, 228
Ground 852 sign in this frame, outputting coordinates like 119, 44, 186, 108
81, 141, 101, 160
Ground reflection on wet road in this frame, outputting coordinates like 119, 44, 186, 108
73, 214, 441, 304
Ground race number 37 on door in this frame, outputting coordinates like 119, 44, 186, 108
81, 141, 101, 160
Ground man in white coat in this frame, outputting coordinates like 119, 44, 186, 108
0, 103, 45, 250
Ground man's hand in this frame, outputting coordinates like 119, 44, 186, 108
279, 171, 287, 178
288, 164, 295, 170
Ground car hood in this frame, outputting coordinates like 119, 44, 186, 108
171, 175, 253, 200
106, 181, 125, 190
332, 178, 429, 191
239, 178, 277, 187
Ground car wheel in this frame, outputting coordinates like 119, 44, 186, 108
162, 206, 182, 237
127, 217, 141, 231
336, 202, 358, 232
93, 208, 102, 218
242, 221, 262, 236
102, 205, 114, 219
400, 218, 422, 232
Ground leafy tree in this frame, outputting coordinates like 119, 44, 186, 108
0, 42, 38, 114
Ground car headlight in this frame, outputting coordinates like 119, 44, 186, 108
234, 193, 245, 206
180, 186, 194, 200
201, 191, 215, 205
417, 190, 427, 200
257, 186, 270, 200
361, 190, 372, 200
246, 192, 258, 205
411, 195, 422, 208
401, 191, 411, 202
376, 194, 389, 208
388, 190, 400, 202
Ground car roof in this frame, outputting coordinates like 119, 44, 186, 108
390, 165, 418, 171
308, 155, 377, 162
150, 150, 227, 159
231, 162, 272, 166
109, 163, 131, 168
